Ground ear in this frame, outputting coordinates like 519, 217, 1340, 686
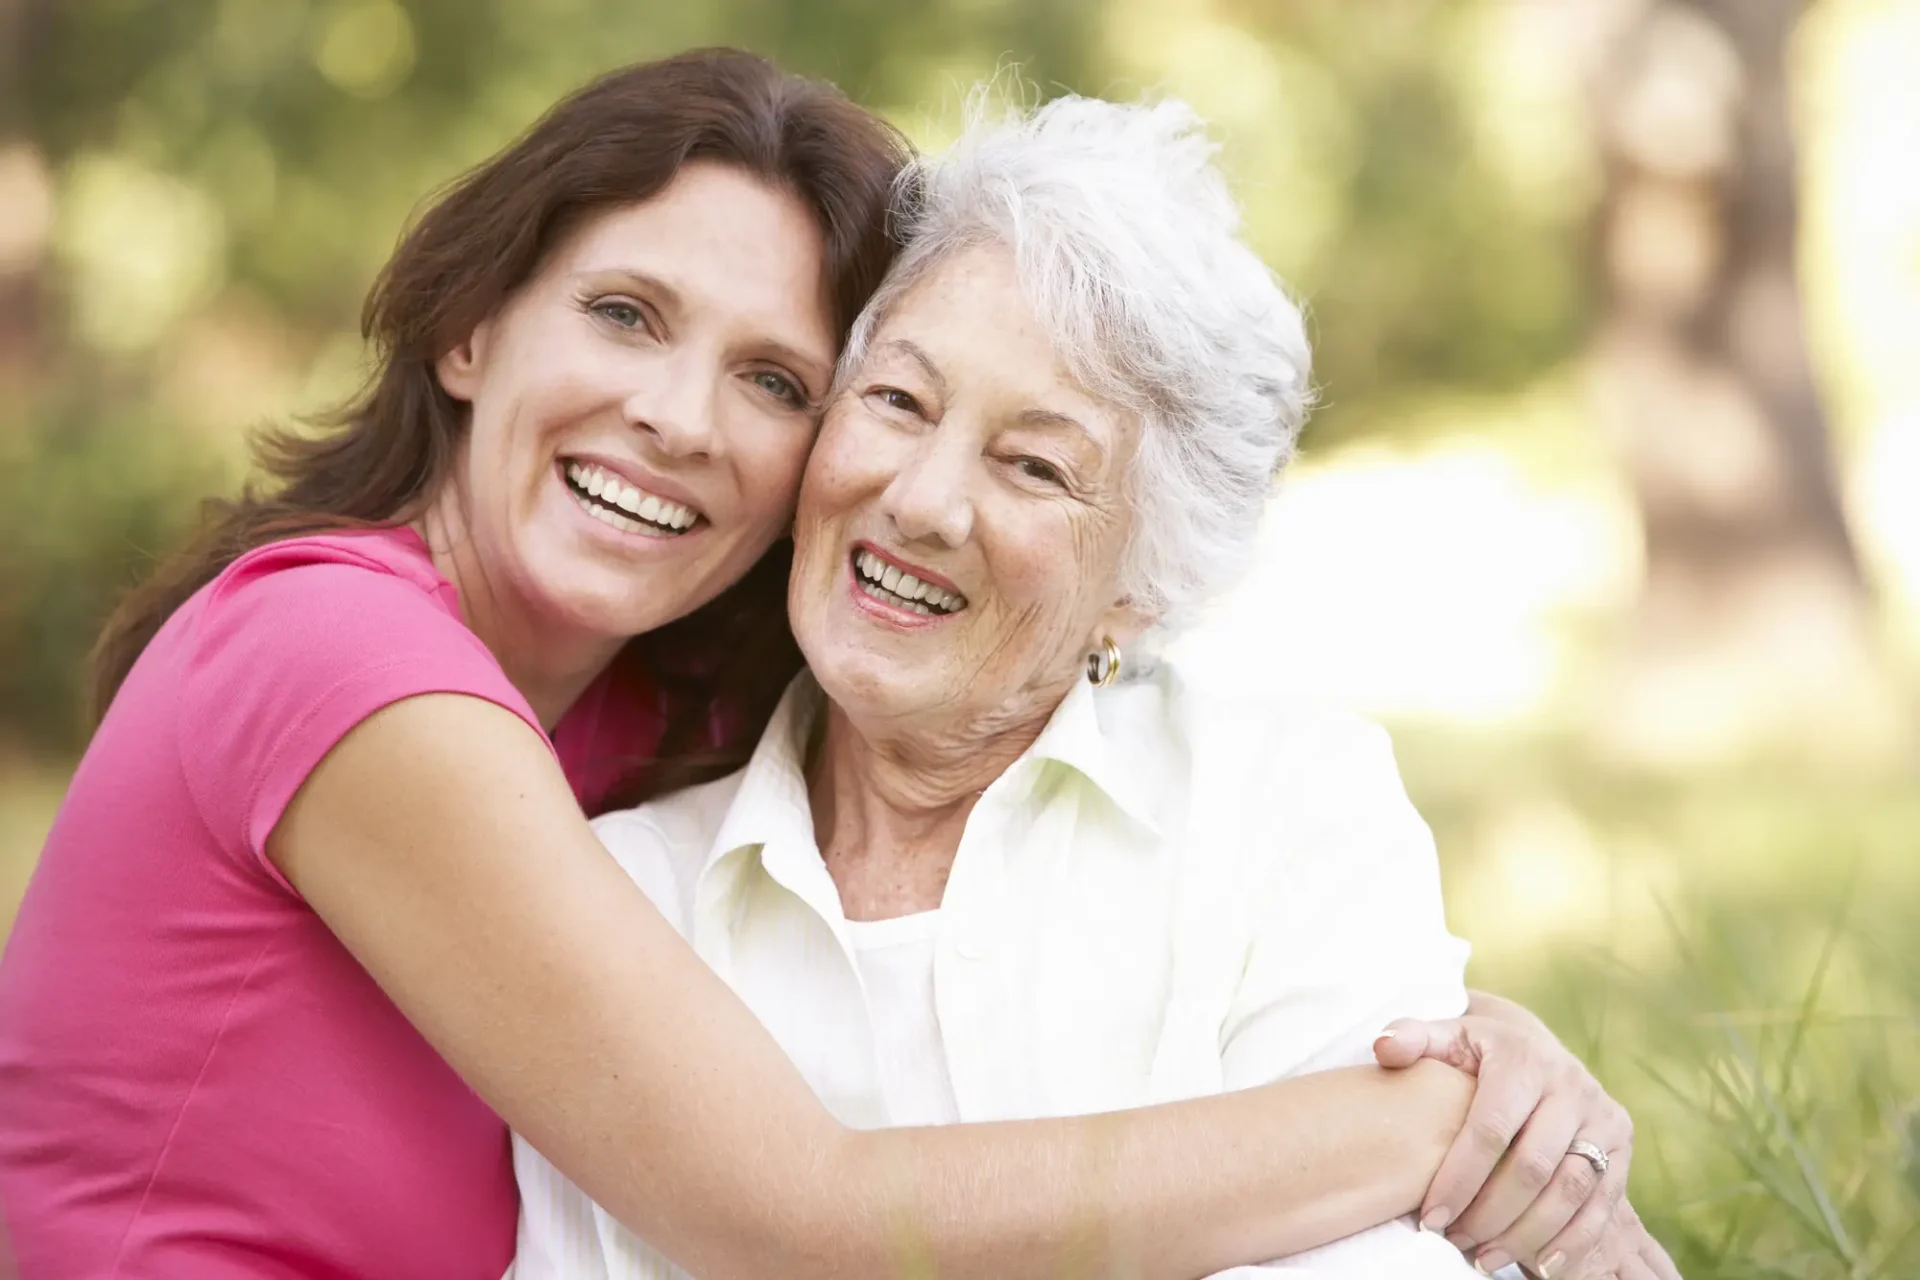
1092, 594, 1156, 653
434, 317, 494, 403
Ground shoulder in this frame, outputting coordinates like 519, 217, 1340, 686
168, 529, 542, 863
184, 527, 500, 688
1102, 663, 1430, 886
206, 527, 457, 624
1104, 660, 1401, 799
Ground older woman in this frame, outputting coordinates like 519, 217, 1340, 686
512, 96, 1676, 1280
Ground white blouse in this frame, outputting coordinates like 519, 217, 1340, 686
844, 910, 963, 1127
511, 663, 1487, 1279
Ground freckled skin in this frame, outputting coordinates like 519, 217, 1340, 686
788, 245, 1150, 919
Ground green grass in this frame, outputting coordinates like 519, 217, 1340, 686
1400, 726, 1920, 1280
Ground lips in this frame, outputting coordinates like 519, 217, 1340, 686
850, 547, 968, 615
562, 460, 701, 537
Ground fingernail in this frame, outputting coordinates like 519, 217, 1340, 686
1538, 1251, 1565, 1278
1419, 1206, 1452, 1233
1447, 1231, 1474, 1252
1475, 1249, 1510, 1274
1374, 1028, 1398, 1041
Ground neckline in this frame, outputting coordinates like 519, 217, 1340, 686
841, 909, 942, 949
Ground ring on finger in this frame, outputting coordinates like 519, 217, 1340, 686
1567, 1138, 1609, 1176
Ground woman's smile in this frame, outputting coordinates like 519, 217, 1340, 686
846, 543, 970, 623
559, 458, 704, 540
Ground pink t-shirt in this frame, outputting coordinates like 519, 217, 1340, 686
0, 528, 664, 1279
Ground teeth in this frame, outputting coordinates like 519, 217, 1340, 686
573, 490, 651, 536
851, 549, 968, 614
563, 462, 700, 533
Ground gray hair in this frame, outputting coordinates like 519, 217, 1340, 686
839, 91, 1313, 634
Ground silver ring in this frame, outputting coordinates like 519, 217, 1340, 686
1568, 1138, 1610, 1176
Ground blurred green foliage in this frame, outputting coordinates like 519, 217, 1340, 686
3, 0, 1591, 752
0, 391, 222, 743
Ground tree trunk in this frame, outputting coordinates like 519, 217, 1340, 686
1586, 0, 1890, 762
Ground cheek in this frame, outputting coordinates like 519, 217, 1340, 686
989, 511, 1124, 639
737, 429, 816, 534
835, 407, 916, 492
796, 413, 876, 525
487, 325, 617, 436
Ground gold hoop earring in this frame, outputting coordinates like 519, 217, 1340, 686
1086, 636, 1121, 687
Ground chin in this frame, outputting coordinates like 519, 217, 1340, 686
808, 647, 926, 717
517, 553, 662, 644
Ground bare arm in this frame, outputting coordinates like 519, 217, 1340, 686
273, 694, 1476, 1279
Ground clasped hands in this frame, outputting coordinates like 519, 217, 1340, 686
1374, 999, 1680, 1280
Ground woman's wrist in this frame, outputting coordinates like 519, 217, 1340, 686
1180, 1061, 1476, 1269
828, 1060, 1477, 1280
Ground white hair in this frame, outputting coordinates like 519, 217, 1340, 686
839, 91, 1313, 635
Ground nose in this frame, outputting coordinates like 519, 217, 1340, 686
622, 349, 718, 460
881, 431, 974, 549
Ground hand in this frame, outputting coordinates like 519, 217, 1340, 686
1373, 1012, 1647, 1277
1547, 1197, 1683, 1280
1615, 1202, 1684, 1280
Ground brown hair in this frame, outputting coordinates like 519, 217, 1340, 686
89, 48, 911, 809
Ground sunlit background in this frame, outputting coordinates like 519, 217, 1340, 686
2, 0, 1916, 1274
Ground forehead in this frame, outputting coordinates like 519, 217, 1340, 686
875, 246, 1129, 433
880, 246, 1040, 355
546, 162, 836, 346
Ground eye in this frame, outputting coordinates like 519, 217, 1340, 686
588, 297, 650, 333
1014, 456, 1065, 486
870, 387, 924, 416
749, 369, 809, 411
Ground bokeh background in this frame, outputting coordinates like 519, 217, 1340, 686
2, 0, 1916, 1274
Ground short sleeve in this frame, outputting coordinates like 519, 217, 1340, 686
176, 545, 548, 890
1219, 715, 1471, 1089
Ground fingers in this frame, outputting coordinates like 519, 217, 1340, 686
1474, 1099, 1629, 1269
1449, 1093, 1585, 1250
1634, 1226, 1684, 1280
1562, 1207, 1630, 1280
1373, 1017, 1435, 1069
1531, 1114, 1633, 1272
1613, 1210, 1672, 1280
1487, 1152, 1621, 1277
1420, 1039, 1537, 1233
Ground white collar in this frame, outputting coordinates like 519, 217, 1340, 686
701, 669, 1163, 883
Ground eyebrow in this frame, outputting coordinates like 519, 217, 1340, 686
573, 267, 834, 396
878, 336, 1104, 455
1016, 407, 1105, 457
878, 339, 949, 398
573, 267, 684, 313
